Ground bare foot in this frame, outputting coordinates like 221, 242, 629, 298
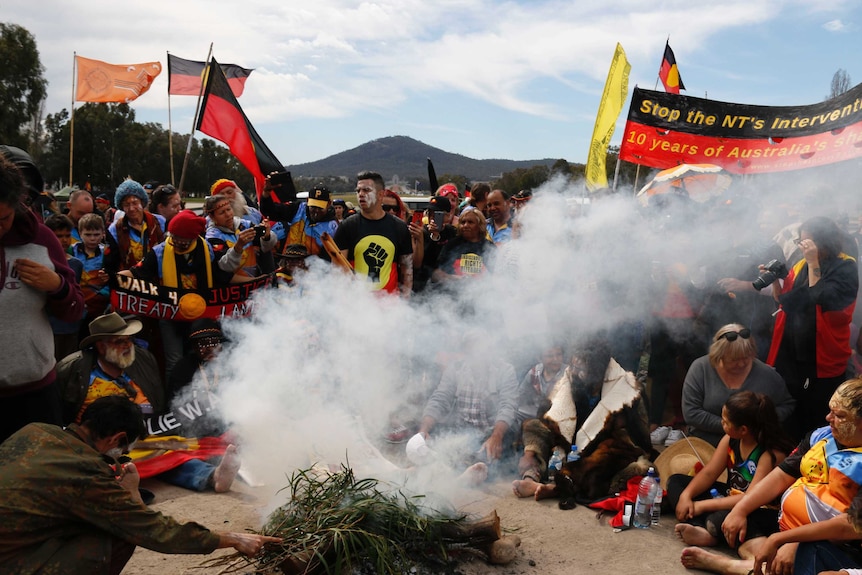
534, 482, 557, 500
675, 523, 719, 547
680, 546, 733, 572
512, 477, 540, 498
213, 445, 241, 493
459, 462, 488, 486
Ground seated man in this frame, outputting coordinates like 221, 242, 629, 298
681, 377, 862, 575
0, 395, 279, 574
57, 313, 240, 493
418, 330, 519, 483
512, 338, 652, 504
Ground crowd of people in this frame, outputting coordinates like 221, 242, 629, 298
3, 139, 862, 575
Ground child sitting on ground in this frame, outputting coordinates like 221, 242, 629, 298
668, 391, 795, 547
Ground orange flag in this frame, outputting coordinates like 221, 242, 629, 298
75, 55, 162, 103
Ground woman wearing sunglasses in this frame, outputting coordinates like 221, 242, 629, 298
682, 323, 796, 446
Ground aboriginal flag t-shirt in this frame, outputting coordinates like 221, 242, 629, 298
334, 213, 412, 292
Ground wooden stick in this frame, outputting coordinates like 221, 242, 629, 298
321, 232, 353, 273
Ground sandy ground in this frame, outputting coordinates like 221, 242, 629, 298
122, 469, 733, 575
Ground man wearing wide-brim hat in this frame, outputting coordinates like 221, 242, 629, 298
57, 312, 241, 494
56, 312, 164, 425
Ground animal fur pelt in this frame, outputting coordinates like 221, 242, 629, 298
554, 427, 651, 510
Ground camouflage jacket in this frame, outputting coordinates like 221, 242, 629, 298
0, 423, 220, 574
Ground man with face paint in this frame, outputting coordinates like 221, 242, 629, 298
334, 171, 413, 296
681, 378, 862, 575
0, 395, 281, 574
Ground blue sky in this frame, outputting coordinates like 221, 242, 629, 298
6, 0, 861, 167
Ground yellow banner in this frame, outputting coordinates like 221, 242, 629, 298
75, 55, 162, 103
585, 43, 631, 191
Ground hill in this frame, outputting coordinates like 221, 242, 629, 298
285, 136, 560, 184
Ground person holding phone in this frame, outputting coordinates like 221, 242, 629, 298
431, 207, 495, 285
414, 196, 458, 293
260, 178, 338, 260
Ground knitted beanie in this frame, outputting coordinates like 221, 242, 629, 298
115, 179, 149, 209
210, 179, 237, 196
168, 209, 206, 239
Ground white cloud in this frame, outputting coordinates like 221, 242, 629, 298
823, 19, 848, 31
5, 0, 860, 163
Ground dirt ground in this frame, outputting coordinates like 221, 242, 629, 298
123, 470, 732, 575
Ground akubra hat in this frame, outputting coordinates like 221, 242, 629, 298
653, 435, 718, 490
80, 313, 143, 349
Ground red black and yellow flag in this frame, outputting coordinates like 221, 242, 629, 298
168, 54, 252, 97
658, 42, 685, 94
196, 58, 283, 192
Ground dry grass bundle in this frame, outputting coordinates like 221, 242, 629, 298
202, 464, 504, 574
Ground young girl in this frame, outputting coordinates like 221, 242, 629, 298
668, 391, 795, 546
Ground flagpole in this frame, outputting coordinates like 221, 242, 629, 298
655, 37, 669, 91
177, 43, 213, 196
167, 51, 176, 187
69, 52, 76, 186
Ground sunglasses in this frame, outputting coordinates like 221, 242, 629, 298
382, 204, 400, 212
720, 328, 751, 342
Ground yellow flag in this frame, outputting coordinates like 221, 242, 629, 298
585, 43, 631, 191
75, 55, 162, 103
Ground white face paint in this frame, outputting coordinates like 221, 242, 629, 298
365, 190, 377, 207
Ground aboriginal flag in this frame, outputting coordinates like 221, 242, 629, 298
196, 58, 283, 192
658, 42, 685, 94
168, 54, 252, 97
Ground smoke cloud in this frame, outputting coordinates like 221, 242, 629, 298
175, 163, 860, 510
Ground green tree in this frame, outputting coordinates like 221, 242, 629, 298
437, 173, 468, 193
491, 165, 550, 194
0, 23, 48, 151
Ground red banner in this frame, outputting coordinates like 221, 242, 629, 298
619, 85, 862, 174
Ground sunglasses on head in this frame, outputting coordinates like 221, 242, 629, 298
720, 328, 751, 342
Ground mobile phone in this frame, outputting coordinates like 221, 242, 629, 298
411, 210, 423, 226
268, 170, 297, 201
433, 211, 445, 229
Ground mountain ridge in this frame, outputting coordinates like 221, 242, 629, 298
284, 135, 564, 183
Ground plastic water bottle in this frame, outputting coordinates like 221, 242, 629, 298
650, 469, 663, 525
710, 488, 724, 499
633, 467, 659, 528
566, 444, 580, 463
548, 448, 564, 481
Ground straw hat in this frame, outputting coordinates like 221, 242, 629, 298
653, 435, 716, 490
